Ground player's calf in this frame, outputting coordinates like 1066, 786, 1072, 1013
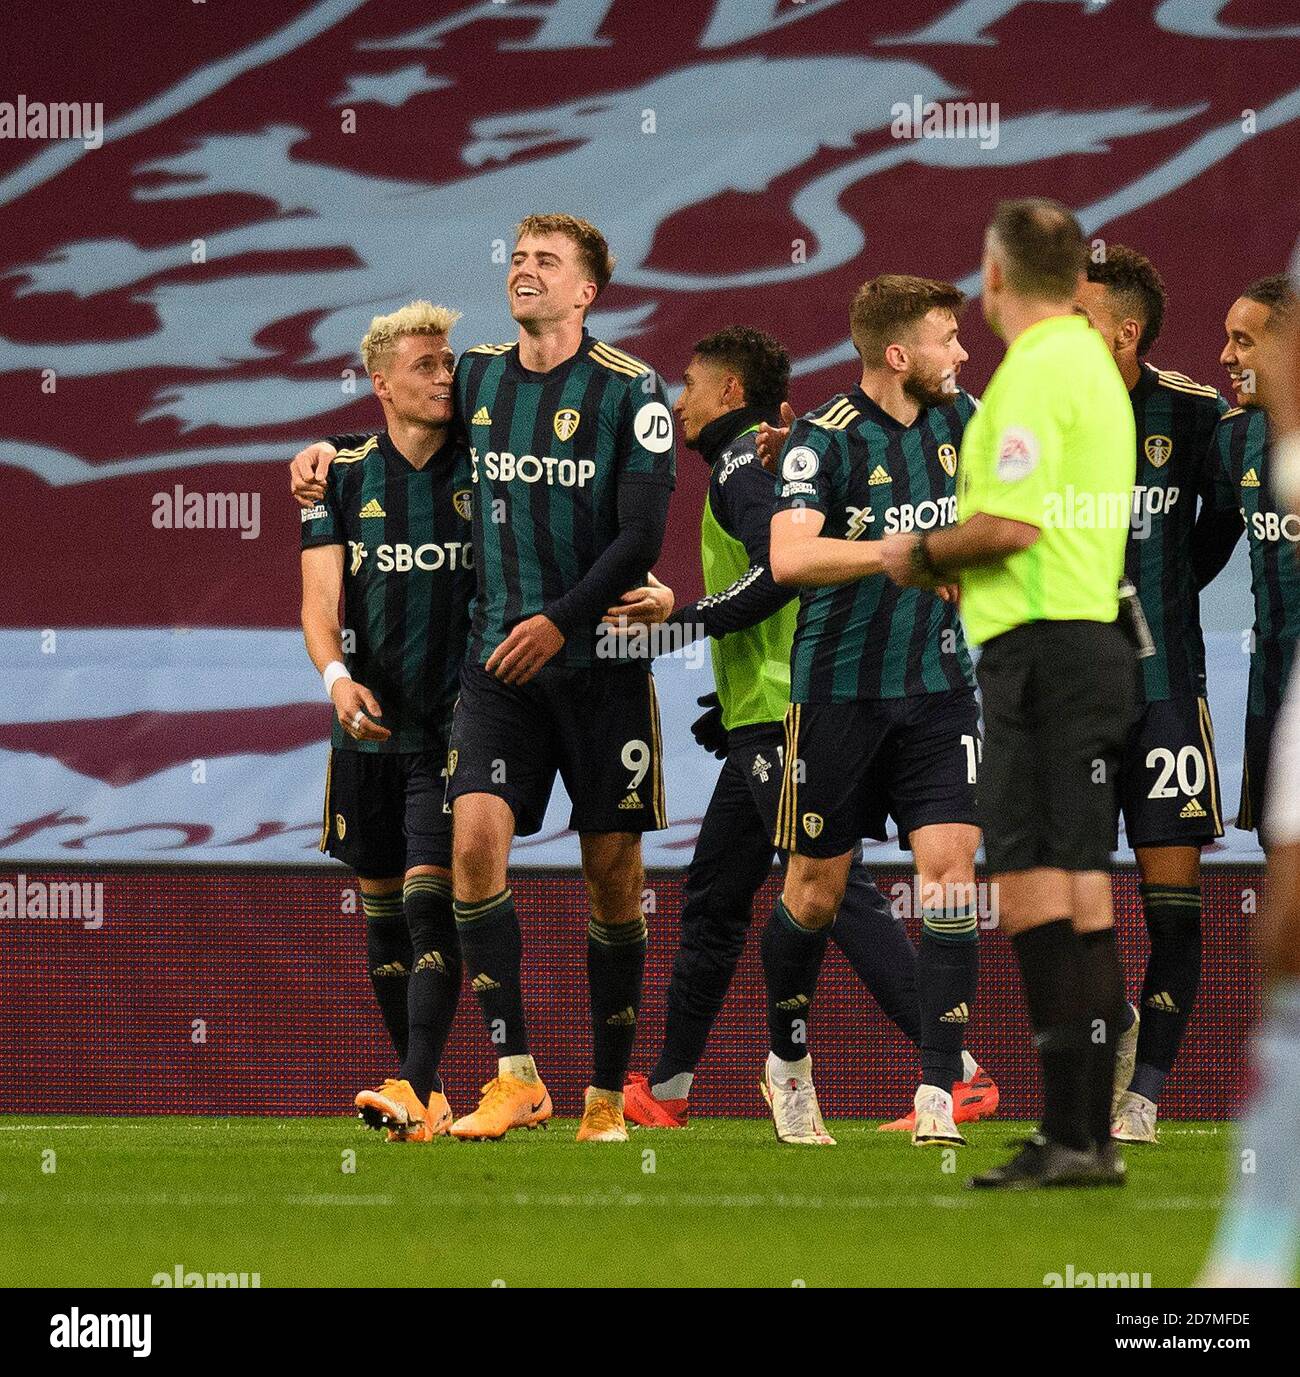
911, 825, 982, 1112
361, 885, 412, 1061
582, 831, 650, 1094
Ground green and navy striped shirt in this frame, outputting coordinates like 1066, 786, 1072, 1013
774, 388, 976, 703
455, 330, 675, 669
1125, 363, 1230, 701
1213, 406, 1300, 720
301, 431, 474, 752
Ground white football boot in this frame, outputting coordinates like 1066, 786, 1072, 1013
760, 1054, 835, 1145
911, 1084, 966, 1146
1112, 1002, 1140, 1116
1111, 1089, 1159, 1144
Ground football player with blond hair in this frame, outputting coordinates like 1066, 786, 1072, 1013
300, 300, 473, 1141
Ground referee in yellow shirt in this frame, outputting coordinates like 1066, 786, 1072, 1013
881, 199, 1137, 1189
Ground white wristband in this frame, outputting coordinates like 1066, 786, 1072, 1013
322, 661, 351, 699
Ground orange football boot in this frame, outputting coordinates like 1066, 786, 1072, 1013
623, 1072, 687, 1128
450, 1074, 552, 1140
878, 1065, 1000, 1132
576, 1087, 629, 1142
355, 1078, 449, 1141
384, 1088, 454, 1143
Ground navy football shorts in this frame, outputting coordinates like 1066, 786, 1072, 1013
319, 746, 452, 878
773, 688, 980, 858
1116, 695, 1223, 848
446, 660, 667, 835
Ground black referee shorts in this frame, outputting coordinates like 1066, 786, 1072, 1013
976, 620, 1136, 873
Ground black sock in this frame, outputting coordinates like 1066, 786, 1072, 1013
917, 903, 979, 1089
761, 897, 829, 1062
1131, 884, 1202, 1103
363, 890, 412, 1061
831, 868, 922, 1045
399, 874, 461, 1100
588, 916, 648, 1092
454, 888, 528, 1058
1011, 919, 1091, 1152
1079, 926, 1127, 1146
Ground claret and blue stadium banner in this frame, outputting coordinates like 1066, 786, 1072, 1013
2, 0, 1298, 867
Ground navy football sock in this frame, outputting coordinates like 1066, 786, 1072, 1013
762, 897, 829, 1062
1011, 919, 1091, 1152
1132, 884, 1202, 1104
830, 869, 922, 1045
454, 888, 529, 1058
588, 916, 648, 1092
917, 904, 979, 1089
363, 889, 412, 1061
400, 874, 461, 1100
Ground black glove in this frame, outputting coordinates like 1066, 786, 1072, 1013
690, 692, 728, 760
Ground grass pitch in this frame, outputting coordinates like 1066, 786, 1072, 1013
0, 1116, 1229, 1288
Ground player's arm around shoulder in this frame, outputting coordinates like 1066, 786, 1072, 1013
1191, 390, 1245, 589
299, 464, 389, 743
712, 438, 774, 530
291, 442, 337, 507
290, 431, 373, 506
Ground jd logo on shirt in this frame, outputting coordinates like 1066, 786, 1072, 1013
634, 401, 674, 453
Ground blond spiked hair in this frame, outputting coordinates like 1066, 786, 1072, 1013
361, 300, 462, 376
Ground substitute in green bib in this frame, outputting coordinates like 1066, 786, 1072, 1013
881, 200, 1137, 1191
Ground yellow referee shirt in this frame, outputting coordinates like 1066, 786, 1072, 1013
956, 314, 1135, 645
